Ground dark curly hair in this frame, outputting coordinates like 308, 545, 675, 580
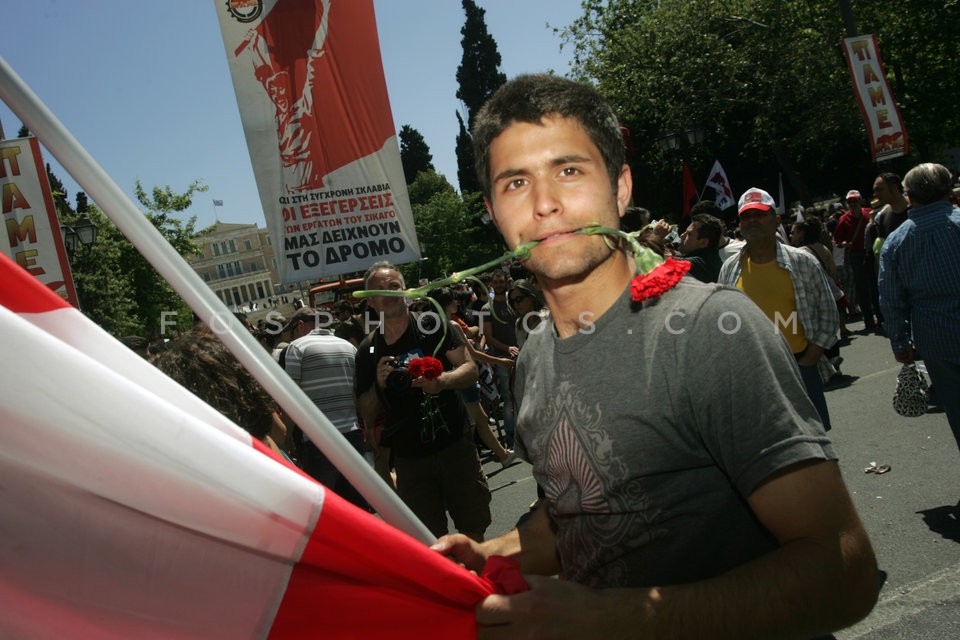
150, 328, 276, 440
791, 216, 825, 247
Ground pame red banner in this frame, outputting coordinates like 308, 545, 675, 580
0, 136, 78, 307
842, 35, 908, 163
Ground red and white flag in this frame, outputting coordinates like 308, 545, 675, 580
0, 251, 511, 638
703, 160, 735, 211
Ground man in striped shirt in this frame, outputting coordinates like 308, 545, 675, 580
283, 307, 369, 510
879, 163, 960, 456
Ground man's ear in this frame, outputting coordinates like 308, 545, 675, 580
617, 164, 633, 217
484, 197, 499, 229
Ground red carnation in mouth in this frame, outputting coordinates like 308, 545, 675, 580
630, 258, 691, 303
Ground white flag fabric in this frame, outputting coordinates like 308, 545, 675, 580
778, 172, 786, 216
703, 160, 736, 211
0, 251, 514, 638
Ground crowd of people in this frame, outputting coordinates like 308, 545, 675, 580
122, 72, 960, 639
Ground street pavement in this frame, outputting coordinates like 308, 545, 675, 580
474, 319, 960, 638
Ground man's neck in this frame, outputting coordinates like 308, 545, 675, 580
380, 311, 411, 345
540, 252, 634, 339
888, 195, 909, 213
683, 245, 713, 258
745, 238, 778, 264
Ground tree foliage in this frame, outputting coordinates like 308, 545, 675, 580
63, 204, 142, 337
399, 124, 434, 185
560, 0, 960, 214
455, 112, 477, 195
126, 179, 210, 337
402, 170, 503, 284
63, 178, 211, 338
46, 163, 72, 216
455, 0, 507, 194
455, 0, 508, 129
854, 0, 960, 161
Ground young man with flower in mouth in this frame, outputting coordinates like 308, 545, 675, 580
431, 74, 878, 639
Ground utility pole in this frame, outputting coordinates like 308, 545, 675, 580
838, 0, 858, 37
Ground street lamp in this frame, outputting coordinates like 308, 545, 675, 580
656, 132, 682, 154
417, 256, 430, 285
685, 125, 705, 147
656, 124, 705, 157
60, 215, 98, 257
655, 125, 706, 228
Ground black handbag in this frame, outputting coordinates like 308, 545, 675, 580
892, 363, 928, 418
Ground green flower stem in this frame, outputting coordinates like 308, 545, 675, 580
351, 226, 663, 344
575, 224, 664, 274
352, 242, 537, 303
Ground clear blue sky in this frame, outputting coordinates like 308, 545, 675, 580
1, 0, 584, 228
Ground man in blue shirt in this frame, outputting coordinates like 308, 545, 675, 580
879, 163, 960, 457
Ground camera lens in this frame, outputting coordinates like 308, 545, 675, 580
385, 367, 412, 391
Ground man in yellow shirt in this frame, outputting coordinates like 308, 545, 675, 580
719, 188, 839, 430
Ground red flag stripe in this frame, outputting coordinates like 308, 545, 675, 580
0, 250, 513, 638
0, 251, 71, 313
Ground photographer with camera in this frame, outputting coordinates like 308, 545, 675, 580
355, 262, 491, 542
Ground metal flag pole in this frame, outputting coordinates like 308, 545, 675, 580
0, 54, 434, 545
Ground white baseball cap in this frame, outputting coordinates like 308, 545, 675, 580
738, 188, 776, 215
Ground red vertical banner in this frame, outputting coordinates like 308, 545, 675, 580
842, 35, 908, 163
0, 136, 79, 307
215, 0, 421, 283
681, 161, 697, 220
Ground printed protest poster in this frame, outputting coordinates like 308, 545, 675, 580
0, 136, 79, 306
842, 35, 908, 163
215, 0, 421, 283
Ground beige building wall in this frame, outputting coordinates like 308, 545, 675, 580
188, 222, 285, 311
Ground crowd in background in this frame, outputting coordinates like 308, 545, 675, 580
117, 165, 960, 528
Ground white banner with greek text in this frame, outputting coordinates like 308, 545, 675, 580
215, 0, 421, 283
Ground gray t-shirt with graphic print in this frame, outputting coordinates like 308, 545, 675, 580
514, 278, 835, 588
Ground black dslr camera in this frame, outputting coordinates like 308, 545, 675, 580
385, 358, 412, 391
